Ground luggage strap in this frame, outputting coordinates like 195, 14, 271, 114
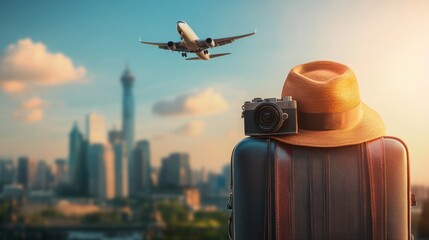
366, 138, 387, 240
274, 142, 292, 240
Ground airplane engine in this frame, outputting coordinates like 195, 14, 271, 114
205, 38, 215, 48
167, 41, 176, 50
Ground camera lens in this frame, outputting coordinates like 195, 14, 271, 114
254, 103, 284, 133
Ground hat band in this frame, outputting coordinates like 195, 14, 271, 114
298, 103, 363, 131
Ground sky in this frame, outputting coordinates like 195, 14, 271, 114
0, 0, 429, 184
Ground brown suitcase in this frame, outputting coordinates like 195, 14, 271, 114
229, 136, 412, 239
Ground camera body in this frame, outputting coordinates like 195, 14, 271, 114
242, 96, 298, 136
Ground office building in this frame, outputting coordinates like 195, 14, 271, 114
158, 153, 192, 190
68, 122, 87, 194
86, 113, 111, 198
17, 157, 35, 190
86, 113, 107, 144
108, 125, 128, 198
113, 142, 128, 198
1, 184, 24, 200
222, 164, 231, 191
132, 140, 152, 197
0, 159, 14, 192
99, 144, 115, 199
108, 126, 123, 144
34, 160, 53, 190
55, 159, 68, 186
88, 144, 115, 199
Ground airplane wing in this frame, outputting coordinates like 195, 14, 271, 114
213, 31, 256, 46
196, 31, 256, 49
139, 39, 189, 52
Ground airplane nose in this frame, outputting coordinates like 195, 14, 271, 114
177, 20, 185, 24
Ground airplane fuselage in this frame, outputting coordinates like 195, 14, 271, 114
140, 20, 254, 60
176, 21, 209, 60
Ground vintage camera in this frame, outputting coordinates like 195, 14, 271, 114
242, 96, 298, 136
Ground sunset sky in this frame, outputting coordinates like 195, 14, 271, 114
1, 0, 429, 184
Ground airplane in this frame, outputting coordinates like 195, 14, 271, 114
139, 20, 256, 60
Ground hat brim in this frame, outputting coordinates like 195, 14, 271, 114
271, 103, 386, 147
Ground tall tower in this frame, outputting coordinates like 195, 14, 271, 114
121, 66, 135, 193
121, 66, 135, 155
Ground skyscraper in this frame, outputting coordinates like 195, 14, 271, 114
86, 113, 107, 144
159, 153, 192, 190
17, 157, 36, 190
88, 144, 115, 199
68, 122, 87, 194
0, 159, 14, 192
133, 140, 152, 197
113, 142, 128, 198
98, 144, 116, 199
108, 126, 123, 144
54, 159, 68, 186
34, 160, 53, 190
87, 145, 101, 197
108, 125, 129, 198
86, 113, 111, 198
121, 67, 135, 193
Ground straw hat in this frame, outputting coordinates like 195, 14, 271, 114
272, 61, 385, 147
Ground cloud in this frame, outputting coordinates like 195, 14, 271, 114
1, 81, 26, 93
151, 133, 171, 141
174, 121, 204, 136
153, 88, 228, 116
20, 97, 49, 109
0, 38, 86, 93
16, 108, 43, 122
14, 97, 50, 123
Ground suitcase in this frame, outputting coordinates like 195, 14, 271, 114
229, 136, 412, 240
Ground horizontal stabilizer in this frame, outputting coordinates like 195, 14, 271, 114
210, 53, 231, 58
185, 57, 201, 60
186, 53, 231, 60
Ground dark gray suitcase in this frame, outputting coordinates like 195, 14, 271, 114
229, 137, 412, 240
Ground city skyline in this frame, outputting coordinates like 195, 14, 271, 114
1, 1, 429, 184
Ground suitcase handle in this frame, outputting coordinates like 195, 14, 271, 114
226, 177, 234, 240
228, 190, 234, 239
228, 145, 235, 240
228, 212, 233, 240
